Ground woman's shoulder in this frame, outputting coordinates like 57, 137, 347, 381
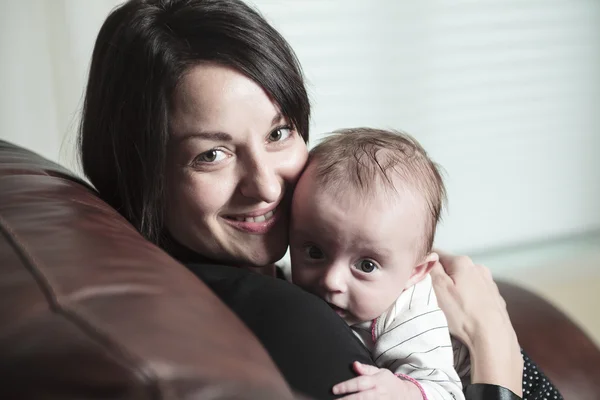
185, 262, 320, 306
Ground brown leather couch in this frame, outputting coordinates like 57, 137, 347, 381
1, 139, 599, 400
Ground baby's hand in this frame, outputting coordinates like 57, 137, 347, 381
332, 362, 422, 399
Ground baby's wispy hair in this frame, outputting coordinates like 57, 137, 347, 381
308, 128, 446, 256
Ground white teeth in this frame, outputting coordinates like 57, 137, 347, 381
233, 208, 276, 223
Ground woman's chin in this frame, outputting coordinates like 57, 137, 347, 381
241, 243, 287, 268
231, 224, 289, 267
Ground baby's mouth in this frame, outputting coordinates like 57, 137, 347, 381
327, 302, 347, 316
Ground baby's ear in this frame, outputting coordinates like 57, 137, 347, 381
405, 252, 439, 289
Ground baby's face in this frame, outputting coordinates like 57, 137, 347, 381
290, 164, 429, 325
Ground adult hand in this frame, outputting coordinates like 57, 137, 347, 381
431, 251, 523, 396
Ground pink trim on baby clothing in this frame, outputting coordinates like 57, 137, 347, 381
396, 373, 428, 400
370, 318, 377, 343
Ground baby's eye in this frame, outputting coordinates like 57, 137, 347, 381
354, 259, 377, 273
196, 149, 227, 163
268, 126, 293, 142
304, 245, 325, 260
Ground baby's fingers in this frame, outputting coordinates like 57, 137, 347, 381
352, 361, 381, 376
338, 389, 378, 400
332, 375, 375, 395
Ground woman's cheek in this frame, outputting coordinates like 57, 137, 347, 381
186, 173, 237, 217
280, 140, 308, 184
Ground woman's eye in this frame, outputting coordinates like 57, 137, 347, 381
196, 149, 227, 163
305, 245, 325, 260
355, 259, 377, 273
268, 126, 292, 142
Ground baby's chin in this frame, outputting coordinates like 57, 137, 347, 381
344, 309, 387, 326
342, 315, 363, 326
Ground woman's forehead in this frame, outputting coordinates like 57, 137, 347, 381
170, 64, 282, 138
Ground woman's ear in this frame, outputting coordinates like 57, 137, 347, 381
405, 252, 439, 289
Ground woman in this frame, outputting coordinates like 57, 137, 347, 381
78, 0, 561, 399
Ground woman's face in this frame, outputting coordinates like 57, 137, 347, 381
166, 64, 308, 267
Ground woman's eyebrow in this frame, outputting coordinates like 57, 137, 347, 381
271, 112, 284, 126
178, 131, 233, 143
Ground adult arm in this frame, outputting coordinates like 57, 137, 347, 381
465, 353, 561, 400
186, 263, 374, 400
431, 253, 523, 396
432, 252, 563, 400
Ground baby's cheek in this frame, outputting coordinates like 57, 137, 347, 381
292, 267, 324, 297
352, 287, 393, 321
290, 264, 311, 287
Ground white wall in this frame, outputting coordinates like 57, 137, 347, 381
0, 0, 121, 168
1, 0, 599, 259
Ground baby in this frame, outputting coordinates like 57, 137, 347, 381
289, 128, 469, 399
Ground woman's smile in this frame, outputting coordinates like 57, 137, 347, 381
222, 203, 281, 234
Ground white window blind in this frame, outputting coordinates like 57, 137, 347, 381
250, 0, 600, 253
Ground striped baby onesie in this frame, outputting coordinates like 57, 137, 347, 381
352, 274, 471, 400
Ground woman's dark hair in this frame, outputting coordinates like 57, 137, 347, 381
78, 0, 310, 245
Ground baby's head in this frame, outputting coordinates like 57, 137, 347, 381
290, 128, 446, 325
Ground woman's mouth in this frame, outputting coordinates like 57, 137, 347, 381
229, 209, 275, 223
222, 206, 280, 234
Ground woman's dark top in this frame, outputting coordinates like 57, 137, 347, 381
186, 262, 373, 399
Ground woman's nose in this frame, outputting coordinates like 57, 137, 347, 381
239, 157, 281, 203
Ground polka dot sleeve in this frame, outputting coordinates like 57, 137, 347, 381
521, 350, 563, 400
464, 350, 563, 400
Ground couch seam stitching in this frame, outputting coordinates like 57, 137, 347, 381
0, 211, 164, 400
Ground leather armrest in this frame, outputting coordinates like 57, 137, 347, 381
498, 280, 600, 400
